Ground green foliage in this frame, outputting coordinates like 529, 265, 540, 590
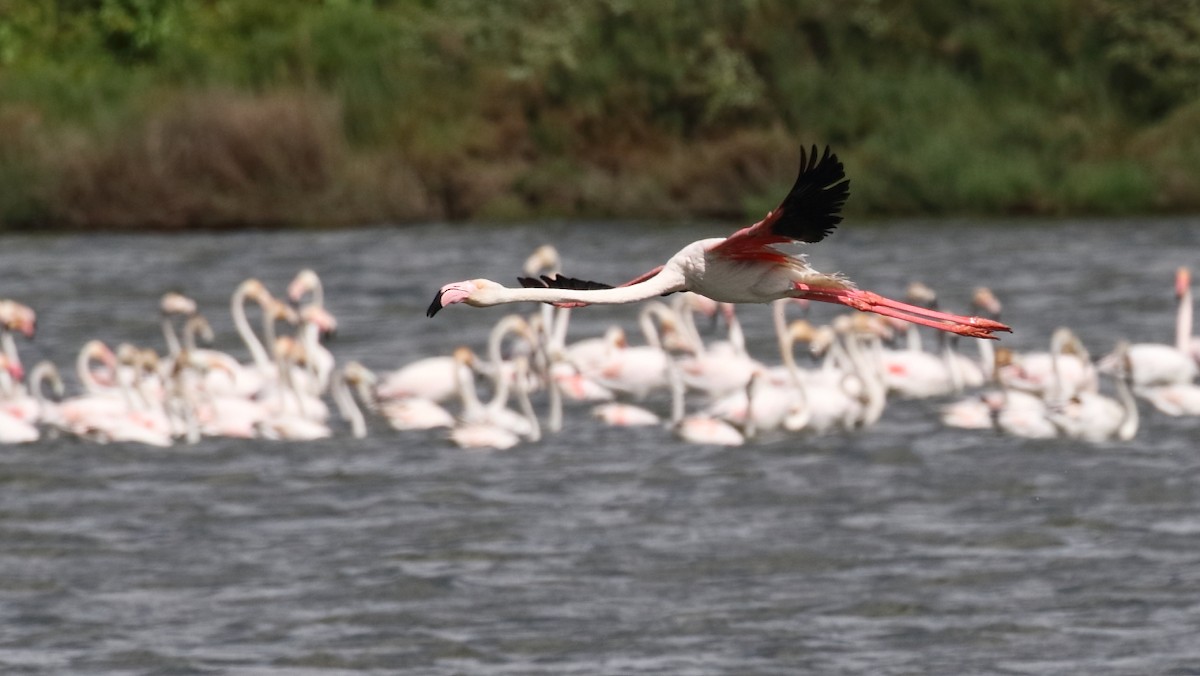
0, 0, 1198, 228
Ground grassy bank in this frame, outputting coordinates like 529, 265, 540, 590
2, 0, 1199, 230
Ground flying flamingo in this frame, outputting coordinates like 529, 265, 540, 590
428, 146, 1010, 340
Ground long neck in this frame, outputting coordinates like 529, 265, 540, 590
545, 368, 563, 433
488, 316, 525, 375
301, 322, 324, 394
456, 361, 484, 417
480, 270, 685, 307
1116, 368, 1139, 441
514, 362, 540, 443
941, 336, 965, 394
668, 359, 686, 425
905, 324, 923, 352
638, 304, 667, 350
977, 337, 995, 382
845, 332, 886, 425
161, 316, 181, 357
231, 288, 271, 372
723, 306, 746, 355
1177, 287, 1193, 353
549, 306, 571, 355
333, 372, 367, 439
78, 351, 112, 396
1, 333, 23, 395
672, 295, 706, 355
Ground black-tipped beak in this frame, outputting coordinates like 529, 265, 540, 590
426, 290, 445, 318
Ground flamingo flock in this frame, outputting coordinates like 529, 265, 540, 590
0, 255, 1196, 448
0, 144, 1193, 447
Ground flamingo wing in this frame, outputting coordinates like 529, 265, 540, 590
714, 145, 850, 257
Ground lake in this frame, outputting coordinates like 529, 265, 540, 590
1, 218, 1199, 674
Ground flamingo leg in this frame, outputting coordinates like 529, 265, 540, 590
793, 285, 1012, 339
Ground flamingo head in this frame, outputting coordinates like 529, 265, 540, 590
522, 244, 561, 277
185, 315, 215, 345
972, 287, 1002, 318
342, 360, 377, 387
1177, 267, 1191, 298
274, 335, 307, 365
787, 319, 816, 345
265, 298, 299, 325
160, 292, 197, 316
452, 345, 477, 367
905, 281, 938, 308
237, 278, 271, 305
810, 326, 837, 356
288, 269, 321, 304
301, 305, 338, 337
0, 300, 37, 338
428, 279, 495, 317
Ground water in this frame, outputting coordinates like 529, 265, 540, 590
2, 218, 1200, 674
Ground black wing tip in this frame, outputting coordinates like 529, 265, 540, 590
518, 274, 613, 292
772, 144, 850, 244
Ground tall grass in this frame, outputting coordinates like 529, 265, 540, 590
0, 0, 1198, 229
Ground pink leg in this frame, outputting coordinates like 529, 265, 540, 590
793, 285, 1012, 339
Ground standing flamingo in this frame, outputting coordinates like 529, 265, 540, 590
429, 146, 1010, 340
0, 300, 36, 388
1098, 267, 1198, 389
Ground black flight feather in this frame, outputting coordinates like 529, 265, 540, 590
770, 145, 850, 244
517, 274, 614, 291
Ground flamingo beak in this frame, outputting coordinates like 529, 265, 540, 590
426, 289, 446, 317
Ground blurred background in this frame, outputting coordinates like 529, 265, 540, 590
2, 0, 1199, 231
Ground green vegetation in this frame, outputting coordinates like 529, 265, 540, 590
1, 0, 1199, 229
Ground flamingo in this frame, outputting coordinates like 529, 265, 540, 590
429, 146, 1010, 341
999, 327, 1096, 403
332, 366, 367, 439
451, 345, 537, 437
0, 299, 36, 388
584, 302, 677, 400
591, 401, 663, 427
342, 361, 456, 431
667, 358, 746, 446
256, 336, 332, 440
288, 268, 325, 309
790, 322, 870, 433
674, 303, 764, 400
1097, 267, 1197, 390
1183, 266, 1200, 366
1049, 342, 1139, 442
0, 353, 38, 442
373, 313, 529, 404
159, 292, 197, 358
984, 348, 1060, 439
449, 355, 540, 450
877, 283, 988, 398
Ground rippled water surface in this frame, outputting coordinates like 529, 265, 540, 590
2, 218, 1200, 674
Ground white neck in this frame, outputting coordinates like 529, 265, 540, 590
475, 269, 686, 308
332, 371, 367, 439
1177, 286, 1193, 353
161, 316, 181, 357
231, 287, 271, 372
1116, 366, 1139, 441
